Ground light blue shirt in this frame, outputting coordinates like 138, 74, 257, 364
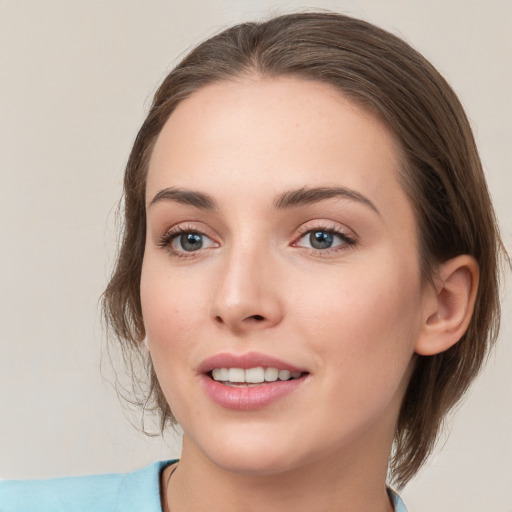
0, 460, 408, 511
390, 487, 408, 512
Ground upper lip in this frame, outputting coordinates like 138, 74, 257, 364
198, 351, 306, 374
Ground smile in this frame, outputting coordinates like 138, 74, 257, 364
210, 367, 303, 385
199, 353, 310, 409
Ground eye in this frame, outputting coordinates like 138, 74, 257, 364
157, 226, 218, 256
172, 232, 212, 252
295, 228, 356, 251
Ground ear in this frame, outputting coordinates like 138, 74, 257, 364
415, 255, 479, 356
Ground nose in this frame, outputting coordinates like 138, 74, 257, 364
210, 243, 284, 334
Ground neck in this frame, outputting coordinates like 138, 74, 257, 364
162, 436, 395, 512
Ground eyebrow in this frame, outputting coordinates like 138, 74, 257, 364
273, 186, 380, 215
149, 187, 218, 210
149, 185, 379, 215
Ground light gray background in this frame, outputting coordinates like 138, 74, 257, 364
0, 1, 511, 511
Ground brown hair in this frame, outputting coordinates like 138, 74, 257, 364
102, 12, 504, 487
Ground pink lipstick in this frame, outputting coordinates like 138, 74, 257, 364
199, 352, 309, 410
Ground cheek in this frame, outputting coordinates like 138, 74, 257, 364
141, 258, 206, 342
140, 259, 212, 402
295, 280, 420, 443
293, 260, 422, 390
140, 262, 209, 416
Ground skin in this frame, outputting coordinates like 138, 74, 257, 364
141, 76, 477, 512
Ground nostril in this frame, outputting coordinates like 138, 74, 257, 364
249, 315, 265, 322
214, 315, 223, 324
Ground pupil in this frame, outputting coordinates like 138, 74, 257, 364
310, 231, 333, 249
181, 233, 203, 251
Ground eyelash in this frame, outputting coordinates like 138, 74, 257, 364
294, 223, 358, 256
157, 224, 216, 259
157, 222, 358, 259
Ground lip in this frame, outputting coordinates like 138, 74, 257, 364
198, 351, 309, 410
198, 351, 305, 373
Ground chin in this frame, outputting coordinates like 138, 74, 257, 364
209, 449, 301, 477
188, 425, 307, 476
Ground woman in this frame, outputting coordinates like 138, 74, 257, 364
1, 12, 504, 512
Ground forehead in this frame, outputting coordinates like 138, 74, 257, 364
147, 76, 412, 230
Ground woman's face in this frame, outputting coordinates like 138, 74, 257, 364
141, 77, 431, 474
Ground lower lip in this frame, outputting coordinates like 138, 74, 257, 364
201, 375, 307, 410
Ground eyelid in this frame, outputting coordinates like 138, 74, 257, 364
154, 219, 357, 259
292, 220, 358, 254
156, 222, 219, 257
295, 219, 357, 238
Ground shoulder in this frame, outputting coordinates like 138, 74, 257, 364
0, 460, 174, 512
388, 487, 409, 512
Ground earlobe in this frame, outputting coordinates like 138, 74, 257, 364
415, 255, 479, 356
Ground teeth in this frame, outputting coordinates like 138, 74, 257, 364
264, 367, 279, 382
211, 367, 302, 384
278, 369, 291, 381
245, 367, 265, 383
212, 368, 229, 381
228, 368, 245, 383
